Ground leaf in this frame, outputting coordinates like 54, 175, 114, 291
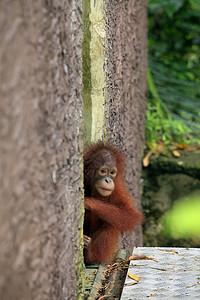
129, 255, 158, 263
172, 150, 181, 157
165, 0, 185, 17
143, 150, 154, 167
128, 271, 141, 282
129, 255, 147, 261
188, 0, 200, 12
98, 296, 110, 300
157, 140, 165, 152
172, 250, 179, 255
187, 281, 200, 288
125, 282, 138, 286
149, 0, 184, 17
177, 144, 188, 149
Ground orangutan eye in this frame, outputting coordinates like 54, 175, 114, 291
110, 169, 117, 177
98, 167, 107, 176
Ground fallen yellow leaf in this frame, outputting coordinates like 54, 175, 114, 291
143, 150, 153, 167
177, 144, 188, 149
172, 150, 181, 157
129, 255, 147, 260
128, 271, 141, 282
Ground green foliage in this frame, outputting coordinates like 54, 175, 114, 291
149, 0, 185, 18
146, 102, 192, 148
147, 0, 200, 150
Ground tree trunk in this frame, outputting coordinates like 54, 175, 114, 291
82, 0, 147, 255
0, 0, 147, 297
105, 0, 148, 253
0, 1, 83, 299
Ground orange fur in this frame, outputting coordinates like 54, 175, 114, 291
83, 142, 143, 264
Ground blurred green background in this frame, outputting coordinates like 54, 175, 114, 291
146, 0, 200, 151
162, 193, 200, 241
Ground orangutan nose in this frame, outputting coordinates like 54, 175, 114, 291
105, 177, 112, 183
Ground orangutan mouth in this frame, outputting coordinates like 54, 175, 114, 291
98, 187, 112, 192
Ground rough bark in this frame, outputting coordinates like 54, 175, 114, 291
105, 0, 148, 254
0, 1, 83, 299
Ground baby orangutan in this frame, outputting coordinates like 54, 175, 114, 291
83, 142, 143, 264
